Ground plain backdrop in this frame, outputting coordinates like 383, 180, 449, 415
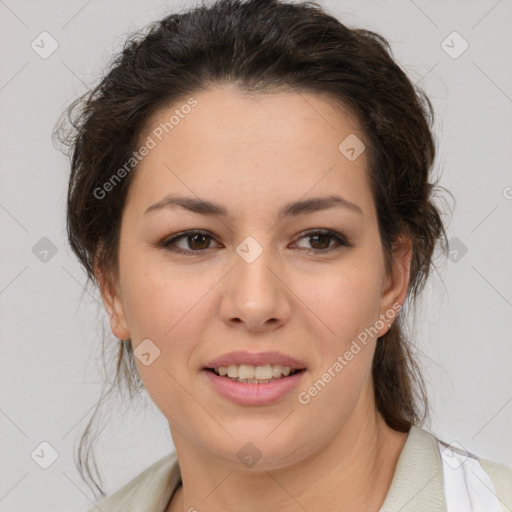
0, 0, 511, 510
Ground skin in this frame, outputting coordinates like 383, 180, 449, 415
96, 84, 413, 512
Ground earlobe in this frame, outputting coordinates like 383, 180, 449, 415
94, 264, 131, 341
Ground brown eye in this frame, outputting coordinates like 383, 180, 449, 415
308, 233, 334, 250
293, 229, 350, 254
182, 233, 212, 250
159, 228, 350, 256
160, 230, 218, 255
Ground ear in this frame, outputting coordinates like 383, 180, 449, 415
378, 235, 412, 333
94, 263, 130, 341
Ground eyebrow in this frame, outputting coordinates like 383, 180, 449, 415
144, 194, 363, 219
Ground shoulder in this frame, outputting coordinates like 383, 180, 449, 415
425, 427, 512, 512
478, 456, 512, 509
380, 426, 511, 512
84, 451, 181, 512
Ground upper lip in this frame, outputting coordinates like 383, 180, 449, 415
204, 350, 307, 370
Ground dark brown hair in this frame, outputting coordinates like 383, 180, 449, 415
55, 0, 451, 498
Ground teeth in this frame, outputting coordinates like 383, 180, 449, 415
272, 364, 283, 378
215, 364, 297, 380
239, 364, 255, 379
254, 365, 272, 379
227, 365, 239, 378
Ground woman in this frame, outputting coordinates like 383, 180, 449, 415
56, 0, 511, 510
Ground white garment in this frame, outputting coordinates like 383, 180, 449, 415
437, 439, 505, 512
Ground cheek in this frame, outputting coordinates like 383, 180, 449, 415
296, 258, 383, 340
118, 237, 198, 334
294, 266, 381, 422
119, 260, 224, 402
123, 270, 208, 344
123, 267, 210, 414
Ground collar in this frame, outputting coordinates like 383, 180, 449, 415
379, 425, 447, 512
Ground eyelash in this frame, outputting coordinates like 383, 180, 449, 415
158, 229, 351, 256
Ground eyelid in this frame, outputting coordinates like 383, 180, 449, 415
160, 230, 220, 253
159, 228, 351, 255
291, 228, 351, 252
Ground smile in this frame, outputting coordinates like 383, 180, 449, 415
209, 363, 300, 383
203, 367, 307, 405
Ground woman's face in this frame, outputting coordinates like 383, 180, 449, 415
98, 85, 411, 468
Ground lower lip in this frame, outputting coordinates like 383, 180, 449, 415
202, 369, 306, 406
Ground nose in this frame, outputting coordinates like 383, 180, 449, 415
219, 244, 291, 333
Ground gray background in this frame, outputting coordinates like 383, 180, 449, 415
1, 0, 511, 510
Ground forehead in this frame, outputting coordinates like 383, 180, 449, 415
127, 85, 374, 221
143, 84, 363, 153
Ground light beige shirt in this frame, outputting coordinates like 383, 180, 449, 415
85, 426, 512, 511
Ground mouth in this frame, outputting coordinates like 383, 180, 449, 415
204, 364, 306, 384
202, 364, 307, 405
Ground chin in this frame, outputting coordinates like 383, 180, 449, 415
206, 428, 311, 470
